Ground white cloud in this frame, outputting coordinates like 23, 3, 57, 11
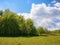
18, 2, 60, 30
54, 2, 60, 7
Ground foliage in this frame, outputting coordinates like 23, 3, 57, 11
0, 9, 60, 37
25, 18, 38, 36
0, 10, 3, 16
0, 10, 20, 36
36, 27, 48, 36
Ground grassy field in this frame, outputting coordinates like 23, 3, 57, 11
0, 36, 60, 45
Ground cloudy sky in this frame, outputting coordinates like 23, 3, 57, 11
0, 0, 60, 30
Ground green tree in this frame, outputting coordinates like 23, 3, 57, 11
51, 30, 60, 35
0, 9, 20, 36
0, 10, 3, 16
25, 18, 37, 36
17, 15, 26, 36
37, 27, 48, 36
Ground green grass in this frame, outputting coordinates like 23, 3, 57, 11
0, 36, 60, 45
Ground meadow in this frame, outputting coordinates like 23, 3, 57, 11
0, 36, 60, 45
0, 9, 60, 45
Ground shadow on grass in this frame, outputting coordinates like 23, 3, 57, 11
0, 34, 49, 37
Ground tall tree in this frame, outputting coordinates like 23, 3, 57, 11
36, 27, 48, 35
0, 10, 3, 16
0, 10, 20, 36
25, 18, 37, 36
17, 15, 26, 36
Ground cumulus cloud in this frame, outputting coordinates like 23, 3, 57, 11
54, 2, 60, 7
18, 2, 60, 30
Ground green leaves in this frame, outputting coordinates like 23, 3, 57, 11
0, 9, 59, 37
36, 27, 48, 36
0, 9, 20, 36
25, 18, 38, 36
0, 9, 37, 36
0, 10, 3, 16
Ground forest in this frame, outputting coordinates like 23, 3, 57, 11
0, 9, 60, 37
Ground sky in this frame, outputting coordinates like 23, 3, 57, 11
0, 0, 60, 30
0, 0, 60, 13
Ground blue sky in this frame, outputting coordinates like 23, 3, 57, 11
0, 0, 60, 13
0, 0, 60, 30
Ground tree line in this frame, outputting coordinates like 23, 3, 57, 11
0, 9, 60, 37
